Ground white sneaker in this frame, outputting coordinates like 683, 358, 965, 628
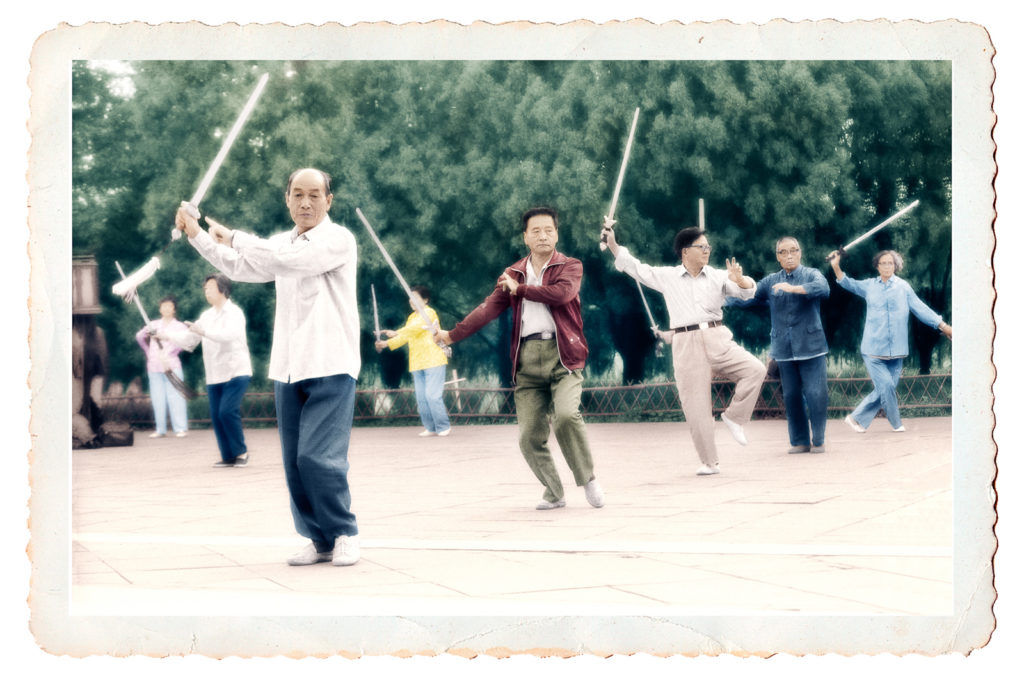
175, 431, 188, 438
720, 413, 747, 445
535, 499, 566, 510
286, 542, 332, 566
696, 463, 721, 476
844, 415, 866, 433
893, 425, 906, 432
584, 478, 605, 508
149, 432, 166, 439
418, 430, 436, 437
437, 429, 451, 437
332, 534, 360, 566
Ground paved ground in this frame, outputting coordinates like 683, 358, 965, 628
71, 416, 952, 619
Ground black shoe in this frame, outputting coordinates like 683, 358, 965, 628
213, 459, 235, 467
233, 454, 249, 467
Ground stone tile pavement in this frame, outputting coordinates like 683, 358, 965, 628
70, 417, 952, 618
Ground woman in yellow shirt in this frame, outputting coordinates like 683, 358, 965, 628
376, 285, 451, 437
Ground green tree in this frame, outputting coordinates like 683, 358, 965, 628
72, 59, 952, 393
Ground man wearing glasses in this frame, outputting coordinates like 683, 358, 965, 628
602, 221, 767, 476
732, 237, 830, 454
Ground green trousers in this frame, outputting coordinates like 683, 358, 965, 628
514, 339, 596, 502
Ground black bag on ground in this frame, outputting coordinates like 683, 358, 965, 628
98, 421, 134, 447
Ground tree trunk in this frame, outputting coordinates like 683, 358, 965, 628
610, 308, 656, 385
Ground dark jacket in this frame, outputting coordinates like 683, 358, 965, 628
736, 265, 830, 361
449, 251, 589, 380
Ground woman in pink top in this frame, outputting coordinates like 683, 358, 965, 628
135, 295, 189, 438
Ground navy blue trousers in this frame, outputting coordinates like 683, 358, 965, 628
777, 355, 828, 447
207, 375, 250, 462
274, 374, 359, 550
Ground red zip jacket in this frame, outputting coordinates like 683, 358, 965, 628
448, 251, 589, 380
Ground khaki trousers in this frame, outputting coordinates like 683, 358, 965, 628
514, 339, 596, 502
671, 325, 767, 466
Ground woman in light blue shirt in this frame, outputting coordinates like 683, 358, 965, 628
829, 249, 953, 432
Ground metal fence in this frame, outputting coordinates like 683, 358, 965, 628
102, 373, 952, 428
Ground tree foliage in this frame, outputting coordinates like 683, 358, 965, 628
72, 60, 952, 389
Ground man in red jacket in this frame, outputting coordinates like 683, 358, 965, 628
438, 207, 604, 511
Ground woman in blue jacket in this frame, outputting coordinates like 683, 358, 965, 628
829, 249, 953, 432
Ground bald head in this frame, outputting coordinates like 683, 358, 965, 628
286, 168, 332, 195
285, 168, 334, 233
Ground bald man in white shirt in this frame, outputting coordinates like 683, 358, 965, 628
176, 168, 362, 567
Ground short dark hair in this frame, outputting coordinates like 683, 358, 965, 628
158, 295, 178, 311
521, 206, 559, 232
672, 227, 704, 260
410, 285, 431, 303
204, 274, 232, 299
285, 168, 332, 195
872, 250, 904, 273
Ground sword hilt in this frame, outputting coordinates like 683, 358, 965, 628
653, 327, 666, 358
170, 201, 202, 243
826, 247, 847, 263
181, 201, 201, 220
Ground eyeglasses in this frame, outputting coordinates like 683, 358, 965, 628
776, 248, 801, 256
686, 244, 712, 253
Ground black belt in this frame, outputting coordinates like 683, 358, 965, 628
672, 320, 723, 333
522, 332, 555, 341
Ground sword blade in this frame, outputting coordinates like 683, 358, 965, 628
189, 73, 270, 208
371, 284, 381, 340
600, 107, 640, 250
635, 279, 663, 340
842, 200, 921, 252
356, 209, 445, 352
606, 107, 641, 221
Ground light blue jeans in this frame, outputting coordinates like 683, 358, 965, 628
413, 365, 450, 433
851, 355, 904, 430
274, 374, 358, 550
148, 368, 188, 435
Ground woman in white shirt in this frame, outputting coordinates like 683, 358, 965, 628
182, 274, 254, 467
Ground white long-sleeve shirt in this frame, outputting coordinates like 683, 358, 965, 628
172, 299, 253, 385
188, 217, 361, 384
519, 254, 558, 337
614, 246, 755, 328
